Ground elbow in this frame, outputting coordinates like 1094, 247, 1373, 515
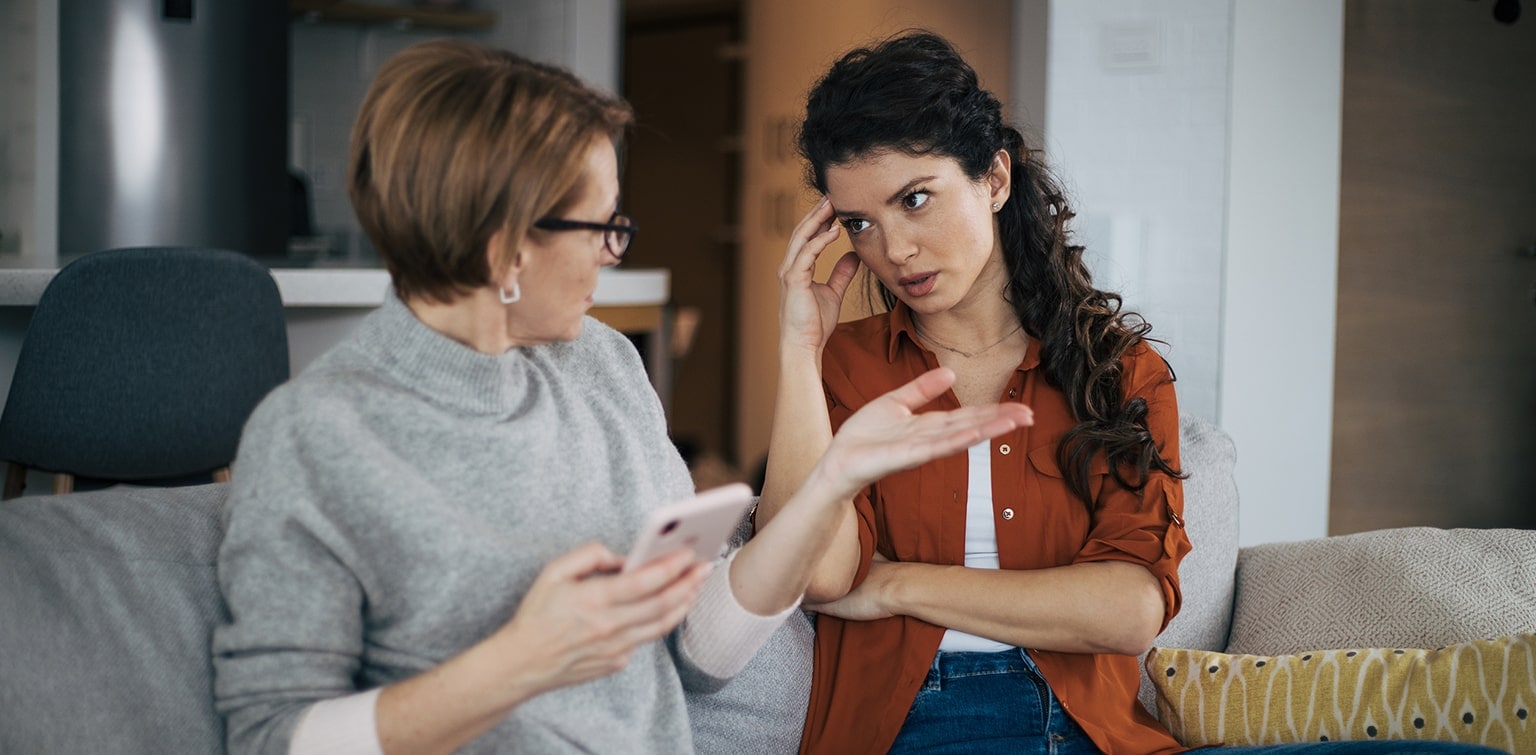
1093, 585, 1166, 656
1106, 629, 1159, 658
1093, 618, 1160, 657
802, 570, 853, 604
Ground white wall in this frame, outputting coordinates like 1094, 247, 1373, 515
1042, 0, 1231, 426
1220, 1, 1343, 546
1043, 0, 1343, 546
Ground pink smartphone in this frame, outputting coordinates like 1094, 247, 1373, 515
623, 482, 755, 572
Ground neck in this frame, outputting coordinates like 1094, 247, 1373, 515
912, 314, 1022, 359
405, 288, 526, 355
910, 266, 1021, 355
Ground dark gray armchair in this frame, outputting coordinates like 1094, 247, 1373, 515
0, 247, 289, 498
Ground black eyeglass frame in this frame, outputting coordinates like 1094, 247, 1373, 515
531, 213, 637, 259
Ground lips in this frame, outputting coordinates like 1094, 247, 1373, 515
898, 272, 937, 297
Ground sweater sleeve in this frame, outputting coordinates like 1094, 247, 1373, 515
213, 388, 377, 755
673, 548, 802, 685
287, 689, 383, 755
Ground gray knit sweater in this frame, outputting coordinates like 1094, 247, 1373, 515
213, 294, 810, 754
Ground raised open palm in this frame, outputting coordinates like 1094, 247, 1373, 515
816, 368, 1033, 499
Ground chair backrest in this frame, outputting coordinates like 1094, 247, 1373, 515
0, 247, 289, 481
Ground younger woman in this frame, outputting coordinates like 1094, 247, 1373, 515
759, 31, 1504, 755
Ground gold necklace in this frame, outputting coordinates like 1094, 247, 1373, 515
913, 321, 1024, 358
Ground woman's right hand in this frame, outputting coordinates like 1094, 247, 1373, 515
496, 543, 710, 694
778, 197, 860, 355
813, 367, 1034, 501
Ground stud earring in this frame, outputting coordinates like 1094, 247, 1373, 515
499, 282, 521, 304
992, 202, 1001, 212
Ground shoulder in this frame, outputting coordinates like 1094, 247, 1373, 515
237, 366, 377, 465
823, 314, 894, 378
826, 314, 892, 357
543, 317, 654, 404
821, 313, 922, 415
1120, 340, 1176, 395
557, 316, 645, 372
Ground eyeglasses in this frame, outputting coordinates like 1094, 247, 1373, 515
532, 212, 637, 259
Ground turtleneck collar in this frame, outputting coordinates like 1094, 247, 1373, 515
353, 293, 541, 417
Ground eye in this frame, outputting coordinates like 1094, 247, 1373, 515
902, 189, 931, 210
840, 218, 871, 235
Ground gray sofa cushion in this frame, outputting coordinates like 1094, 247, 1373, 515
1154, 414, 1240, 651
1226, 526, 1536, 656
1138, 413, 1241, 713
0, 483, 229, 753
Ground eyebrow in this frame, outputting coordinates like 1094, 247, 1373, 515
834, 176, 938, 218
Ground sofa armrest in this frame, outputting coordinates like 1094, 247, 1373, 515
0, 484, 230, 754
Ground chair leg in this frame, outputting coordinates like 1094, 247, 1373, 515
3, 463, 25, 500
52, 473, 74, 495
212, 467, 232, 484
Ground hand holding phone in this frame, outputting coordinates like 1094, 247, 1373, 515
623, 483, 754, 572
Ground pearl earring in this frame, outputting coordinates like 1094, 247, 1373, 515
992, 202, 1001, 212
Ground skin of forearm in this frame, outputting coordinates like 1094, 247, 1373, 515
750, 346, 860, 603
880, 560, 1165, 656
730, 461, 861, 614
756, 347, 832, 522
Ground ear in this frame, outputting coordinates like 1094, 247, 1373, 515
986, 149, 1012, 208
487, 227, 528, 291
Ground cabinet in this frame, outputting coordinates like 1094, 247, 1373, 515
288, 1, 495, 31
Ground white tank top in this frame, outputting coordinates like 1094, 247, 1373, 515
936, 440, 1014, 653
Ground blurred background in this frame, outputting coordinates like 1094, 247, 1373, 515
0, 0, 1530, 545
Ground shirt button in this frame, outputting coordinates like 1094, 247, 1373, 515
998, 443, 1011, 455
1002, 508, 1015, 520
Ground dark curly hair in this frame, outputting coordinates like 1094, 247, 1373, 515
798, 31, 1181, 503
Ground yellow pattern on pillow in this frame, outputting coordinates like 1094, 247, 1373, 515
1147, 633, 1536, 751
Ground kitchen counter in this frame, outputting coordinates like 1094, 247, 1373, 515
0, 266, 670, 308
0, 266, 672, 417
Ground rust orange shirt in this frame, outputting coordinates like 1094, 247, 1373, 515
799, 304, 1191, 755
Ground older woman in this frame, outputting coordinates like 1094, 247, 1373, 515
212, 39, 1031, 754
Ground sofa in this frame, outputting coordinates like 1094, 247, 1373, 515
1, 416, 1533, 753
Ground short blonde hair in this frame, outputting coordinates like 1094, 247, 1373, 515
349, 39, 632, 303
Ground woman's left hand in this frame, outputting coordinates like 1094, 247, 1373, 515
806, 554, 900, 621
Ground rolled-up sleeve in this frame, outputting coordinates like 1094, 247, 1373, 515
1070, 350, 1191, 630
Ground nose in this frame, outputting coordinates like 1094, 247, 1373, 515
882, 230, 918, 266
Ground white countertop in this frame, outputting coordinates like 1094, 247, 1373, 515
0, 266, 669, 308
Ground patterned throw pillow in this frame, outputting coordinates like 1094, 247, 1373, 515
1146, 634, 1536, 750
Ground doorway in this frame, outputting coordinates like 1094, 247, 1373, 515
622, 1, 746, 484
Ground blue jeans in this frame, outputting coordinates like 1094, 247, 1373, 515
887, 649, 1505, 755
887, 648, 1099, 755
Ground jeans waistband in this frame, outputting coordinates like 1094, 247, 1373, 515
928, 647, 1040, 681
